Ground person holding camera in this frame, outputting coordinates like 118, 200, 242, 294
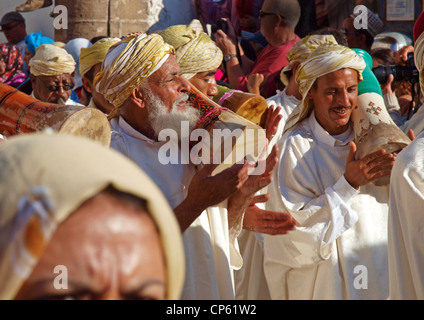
213, 0, 301, 98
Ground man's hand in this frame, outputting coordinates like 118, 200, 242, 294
214, 29, 237, 56
344, 141, 395, 189
395, 45, 414, 66
381, 74, 395, 95
227, 145, 279, 227
243, 194, 297, 235
247, 72, 264, 95
175, 161, 251, 231
263, 105, 283, 143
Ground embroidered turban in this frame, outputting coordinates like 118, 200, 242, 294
94, 33, 174, 109
79, 37, 121, 77
280, 34, 338, 86
0, 132, 185, 300
160, 19, 223, 79
284, 43, 366, 132
28, 44, 76, 77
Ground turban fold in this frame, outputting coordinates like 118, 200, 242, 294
160, 19, 223, 79
94, 33, 174, 108
280, 34, 338, 86
79, 37, 121, 77
25, 32, 54, 55
284, 44, 366, 132
28, 44, 76, 77
0, 133, 185, 300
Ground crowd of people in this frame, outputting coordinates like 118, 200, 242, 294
1, 0, 424, 300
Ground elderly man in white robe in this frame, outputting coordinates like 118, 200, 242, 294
263, 43, 397, 299
94, 32, 296, 300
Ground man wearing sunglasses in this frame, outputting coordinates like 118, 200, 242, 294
28, 44, 83, 106
214, 0, 300, 98
0, 12, 28, 75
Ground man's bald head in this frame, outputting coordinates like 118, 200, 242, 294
263, 0, 301, 29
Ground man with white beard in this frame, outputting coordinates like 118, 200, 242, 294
94, 32, 296, 299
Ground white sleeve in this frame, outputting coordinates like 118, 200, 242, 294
277, 135, 360, 266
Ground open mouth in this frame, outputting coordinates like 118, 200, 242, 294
331, 106, 351, 117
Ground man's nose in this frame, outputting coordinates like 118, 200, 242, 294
179, 77, 191, 93
207, 82, 218, 98
337, 89, 350, 107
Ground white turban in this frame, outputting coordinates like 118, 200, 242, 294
94, 33, 174, 109
160, 19, 223, 79
280, 34, 338, 86
28, 44, 76, 77
284, 44, 366, 133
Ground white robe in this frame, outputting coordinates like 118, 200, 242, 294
233, 90, 299, 300
109, 117, 243, 300
388, 131, 424, 300
263, 112, 390, 300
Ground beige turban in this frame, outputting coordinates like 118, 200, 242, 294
79, 37, 121, 77
0, 133, 185, 300
414, 32, 424, 96
280, 34, 338, 86
28, 43, 76, 77
160, 19, 223, 79
94, 33, 175, 109
284, 43, 366, 133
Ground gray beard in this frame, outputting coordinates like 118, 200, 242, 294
143, 89, 201, 141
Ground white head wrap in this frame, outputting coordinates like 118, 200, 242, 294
28, 44, 76, 77
94, 33, 174, 109
284, 44, 366, 133
160, 19, 223, 79
280, 34, 338, 86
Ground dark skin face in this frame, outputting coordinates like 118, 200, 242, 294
1, 21, 26, 45
189, 70, 219, 99
341, 17, 366, 50
14, 191, 166, 300
30, 73, 75, 104
308, 68, 359, 135
82, 63, 115, 114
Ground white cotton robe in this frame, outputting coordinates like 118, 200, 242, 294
234, 89, 299, 300
388, 131, 424, 300
109, 117, 243, 300
263, 112, 390, 300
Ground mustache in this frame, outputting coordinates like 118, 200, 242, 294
173, 93, 189, 105
331, 105, 352, 111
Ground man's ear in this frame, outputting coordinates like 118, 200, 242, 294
129, 87, 146, 109
291, 61, 300, 76
81, 76, 94, 94
29, 74, 38, 87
